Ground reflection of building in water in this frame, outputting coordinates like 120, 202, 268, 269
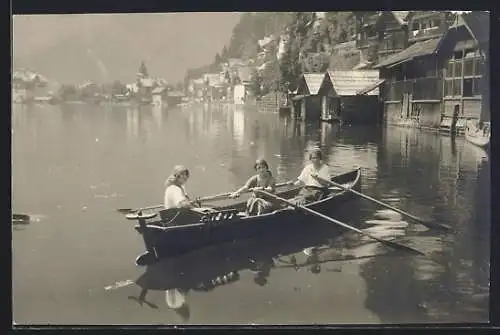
152, 105, 163, 131
126, 107, 140, 139
320, 122, 332, 147
232, 108, 245, 149
458, 139, 489, 174
188, 110, 196, 138
328, 145, 378, 178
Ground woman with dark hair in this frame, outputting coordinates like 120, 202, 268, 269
164, 165, 194, 209
229, 158, 276, 216
292, 147, 331, 205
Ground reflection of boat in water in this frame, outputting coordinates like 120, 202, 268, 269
465, 120, 490, 149
126, 168, 361, 264
131, 220, 386, 310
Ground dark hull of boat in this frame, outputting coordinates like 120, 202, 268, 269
133, 168, 362, 262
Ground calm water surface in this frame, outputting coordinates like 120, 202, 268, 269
12, 103, 490, 325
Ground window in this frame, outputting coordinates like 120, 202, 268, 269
463, 78, 473, 97
473, 77, 482, 96
412, 21, 420, 31
453, 50, 464, 59
367, 28, 377, 37
453, 78, 462, 96
464, 59, 474, 76
474, 58, 482, 75
421, 21, 427, 29
444, 79, 454, 96
454, 61, 462, 77
433, 19, 441, 27
445, 61, 454, 78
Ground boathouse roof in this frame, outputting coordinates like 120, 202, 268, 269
302, 73, 325, 95
327, 70, 381, 96
373, 37, 442, 68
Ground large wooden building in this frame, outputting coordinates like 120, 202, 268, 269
374, 11, 488, 132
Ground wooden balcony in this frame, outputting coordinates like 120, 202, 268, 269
408, 26, 447, 43
383, 77, 443, 101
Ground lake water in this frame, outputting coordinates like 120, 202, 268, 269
12, 103, 490, 325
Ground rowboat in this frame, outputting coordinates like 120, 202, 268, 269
465, 120, 490, 149
126, 168, 362, 266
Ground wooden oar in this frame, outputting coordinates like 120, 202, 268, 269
313, 175, 453, 232
116, 181, 294, 215
255, 190, 425, 257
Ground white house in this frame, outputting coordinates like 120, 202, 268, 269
233, 84, 246, 105
152, 86, 168, 107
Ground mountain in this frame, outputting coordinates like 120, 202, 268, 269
12, 13, 241, 85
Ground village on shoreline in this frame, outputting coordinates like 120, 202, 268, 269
12, 11, 489, 137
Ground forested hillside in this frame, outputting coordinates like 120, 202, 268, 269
185, 12, 364, 94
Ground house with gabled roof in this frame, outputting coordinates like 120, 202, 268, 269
291, 70, 383, 124
326, 70, 383, 124
292, 73, 332, 121
438, 11, 489, 130
373, 11, 489, 132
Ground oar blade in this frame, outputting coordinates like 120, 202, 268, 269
315, 175, 453, 233
379, 238, 425, 256
117, 208, 135, 214
419, 219, 454, 232
256, 189, 426, 257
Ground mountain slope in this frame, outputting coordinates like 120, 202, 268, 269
13, 13, 241, 84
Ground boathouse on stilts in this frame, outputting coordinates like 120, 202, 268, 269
291, 71, 384, 125
326, 70, 384, 125
291, 73, 333, 121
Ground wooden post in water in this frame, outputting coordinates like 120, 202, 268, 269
321, 95, 327, 120
301, 98, 306, 120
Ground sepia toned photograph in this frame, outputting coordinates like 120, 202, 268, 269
12, 11, 490, 325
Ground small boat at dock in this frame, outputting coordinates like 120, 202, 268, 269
125, 168, 362, 265
465, 120, 490, 149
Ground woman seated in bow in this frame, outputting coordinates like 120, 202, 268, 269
164, 165, 194, 210
163, 165, 215, 223
229, 159, 276, 216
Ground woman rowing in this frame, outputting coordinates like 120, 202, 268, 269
292, 147, 331, 205
229, 159, 277, 216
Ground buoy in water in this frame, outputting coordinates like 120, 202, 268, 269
12, 214, 30, 225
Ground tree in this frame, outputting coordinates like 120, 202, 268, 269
220, 46, 229, 62
57, 84, 78, 101
138, 61, 149, 77
175, 82, 184, 92
214, 52, 222, 66
249, 68, 262, 98
111, 80, 127, 96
